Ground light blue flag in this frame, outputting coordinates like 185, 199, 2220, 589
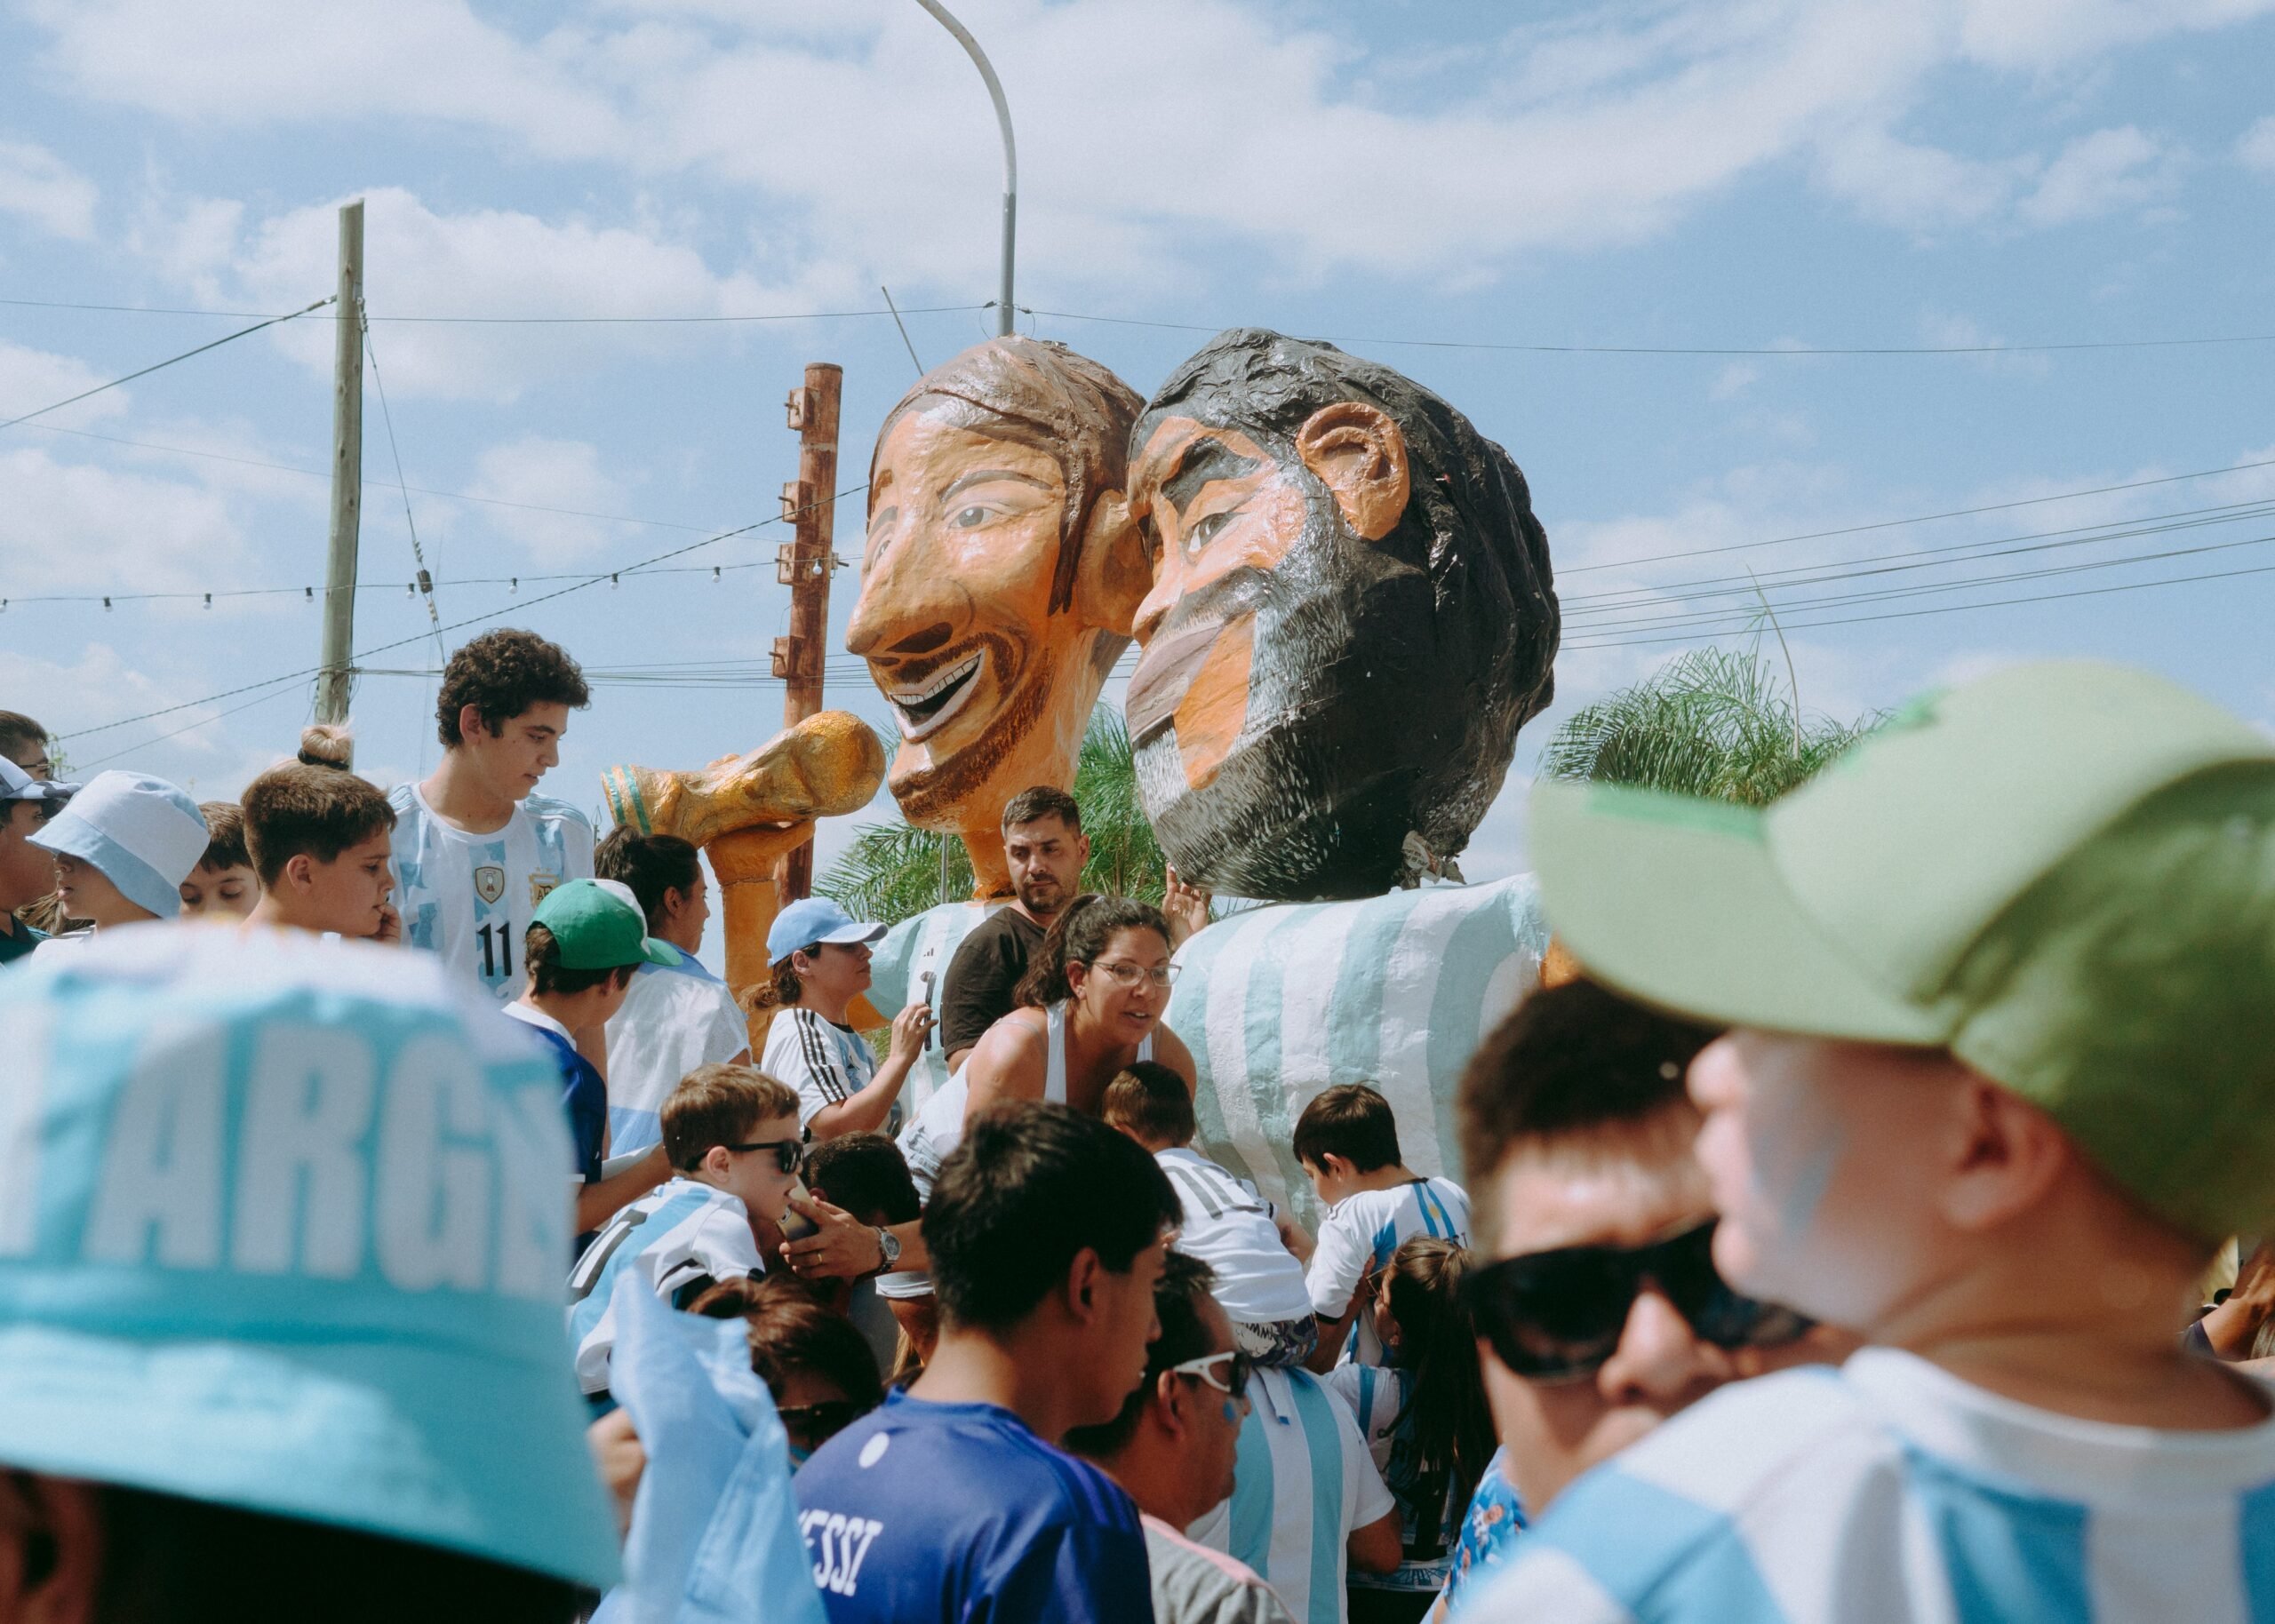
595, 1277, 826, 1624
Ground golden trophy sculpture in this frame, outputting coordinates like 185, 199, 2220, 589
602, 710, 886, 1051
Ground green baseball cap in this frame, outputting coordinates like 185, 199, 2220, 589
531, 878, 678, 971
1530, 659, 2275, 1242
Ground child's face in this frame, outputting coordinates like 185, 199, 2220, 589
301, 831, 395, 937
180, 861, 259, 919
1688, 1031, 1964, 1329
52, 853, 150, 928
1369, 1270, 1400, 1357
1300, 1154, 1359, 1206
718, 1111, 802, 1223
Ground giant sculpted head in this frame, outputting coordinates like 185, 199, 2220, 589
1126, 330, 1560, 902
848, 338, 1147, 897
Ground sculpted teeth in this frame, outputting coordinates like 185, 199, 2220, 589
890, 651, 984, 742
888, 653, 979, 706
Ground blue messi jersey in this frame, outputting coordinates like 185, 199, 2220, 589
388, 784, 594, 1004
794, 1391, 1152, 1624
1462, 1348, 2275, 1624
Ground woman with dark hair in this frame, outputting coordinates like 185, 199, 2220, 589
689, 1275, 886, 1468
898, 894, 1197, 1197
1325, 1238, 1497, 1620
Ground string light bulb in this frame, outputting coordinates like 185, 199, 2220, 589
203, 593, 212, 609
103, 596, 112, 610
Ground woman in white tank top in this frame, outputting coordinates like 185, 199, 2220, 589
900, 896, 1198, 1192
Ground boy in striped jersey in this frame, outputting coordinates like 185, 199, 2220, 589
1297, 1085, 1472, 1373
568, 1064, 802, 1397
1471, 662, 2275, 1623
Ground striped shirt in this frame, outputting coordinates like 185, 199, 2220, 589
1325, 1363, 1468, 1595
566, 1177, 762, 1394
602, 944, 749, 1153
1305, 1177, 1470, 1366
1157, 1147, 1313, 1328
1460, 1348, 2275, 1623
387, 784, 593, 1004
865, 883, 1546, 1239
761, 1007, 879, 1134
1188, 1366, 1395, 1624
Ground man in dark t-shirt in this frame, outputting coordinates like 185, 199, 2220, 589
940, 786, 1090, 1066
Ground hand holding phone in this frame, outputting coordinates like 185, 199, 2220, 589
779, 1175, 820, 1242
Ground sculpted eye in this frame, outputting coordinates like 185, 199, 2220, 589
951, 504, 993, 529
1187, 510, 1233, 552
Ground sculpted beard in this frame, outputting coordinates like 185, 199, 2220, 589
1135, 487, 1433, 900
889, 629, 1050, 826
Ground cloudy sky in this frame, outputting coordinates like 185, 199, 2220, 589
5, 0, 2273, 932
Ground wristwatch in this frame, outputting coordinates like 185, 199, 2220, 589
872, 1226, 902, 1273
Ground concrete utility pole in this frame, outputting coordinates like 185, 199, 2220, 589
315, 199, 364, 727
915, 0, 1017, 337
771, 362, 842, 903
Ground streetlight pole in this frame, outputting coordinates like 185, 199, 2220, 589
914, 0, 1016, 338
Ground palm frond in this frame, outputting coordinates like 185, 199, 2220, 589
815, 707, 1176, 925
1540, 645, 1878, 807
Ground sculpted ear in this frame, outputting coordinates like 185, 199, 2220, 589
1295, 402, 1410, 542
1073, 488, 1151, 635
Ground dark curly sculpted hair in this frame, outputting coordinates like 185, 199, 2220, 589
434, 629, 590, 748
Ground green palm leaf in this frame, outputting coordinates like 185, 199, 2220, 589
1539, 644, 1878, 807
818, 709, 1175, 927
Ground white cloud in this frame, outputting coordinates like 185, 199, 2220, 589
1710, 362, 1760, 401
2016, 125, 2178, 226
0, 442, 264, 596
0, 139, 98, 239
1915, 310, 2051, 376
467, 435, 635, 559
32, 0, 2261, 299
2239, 115, 2275, 173
1956, 0, 2275, 69
1811, 124, 2026, 231
0, 341, 132, 427
4, 642, 287, 794
155, 186, 850, 402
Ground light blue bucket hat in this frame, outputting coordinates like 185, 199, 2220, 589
0, 927, 619, 1588
27, 768, 207, 918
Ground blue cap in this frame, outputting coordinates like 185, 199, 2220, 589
28, 768, 206, 919
765, 896, 887, 962
0, 927, 620, 1588
0, 756, 76, 807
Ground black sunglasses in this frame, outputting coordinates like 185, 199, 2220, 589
722, 1137, 803, 1175
1460, 1218, 1812, 1383
777, 1398, 866, 1449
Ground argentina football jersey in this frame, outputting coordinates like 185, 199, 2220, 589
388, 783, 594, 1002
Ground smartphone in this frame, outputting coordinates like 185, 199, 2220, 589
779, 1174, 819, 1242
919, 970, 937, 1051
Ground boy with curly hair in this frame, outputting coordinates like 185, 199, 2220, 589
390, 628, 594, 1002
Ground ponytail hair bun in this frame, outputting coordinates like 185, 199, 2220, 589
298, 724, 355, 769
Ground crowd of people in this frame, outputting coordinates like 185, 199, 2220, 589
5, 637, 2275, 1623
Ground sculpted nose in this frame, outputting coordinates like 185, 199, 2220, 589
887, 623, 956, 656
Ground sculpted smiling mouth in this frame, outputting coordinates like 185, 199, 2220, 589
886, 650, 985, 742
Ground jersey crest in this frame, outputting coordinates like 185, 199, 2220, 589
474, 864, 507, 905
528, 870, 563, 908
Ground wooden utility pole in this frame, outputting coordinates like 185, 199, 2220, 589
771, 362, 842, 903
315, 199, 364, 728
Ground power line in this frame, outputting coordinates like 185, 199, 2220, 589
9, 419, 734, 535
52, 478, 869, 744
0, 294, 994, 325
1561, 498, 2275, 618
1556, 455, 2275, 575
17, 288, 2275, 354
1562, 556, 2275, 652
1021, 306, 2275, 358
359, 302, 446, 665
0, 296, 334, 434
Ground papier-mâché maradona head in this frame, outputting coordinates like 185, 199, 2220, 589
848, 337, 1148, 898
1125, 329, 1559, 901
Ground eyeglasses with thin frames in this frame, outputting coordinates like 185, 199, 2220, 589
1089, 959, 1182, 990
